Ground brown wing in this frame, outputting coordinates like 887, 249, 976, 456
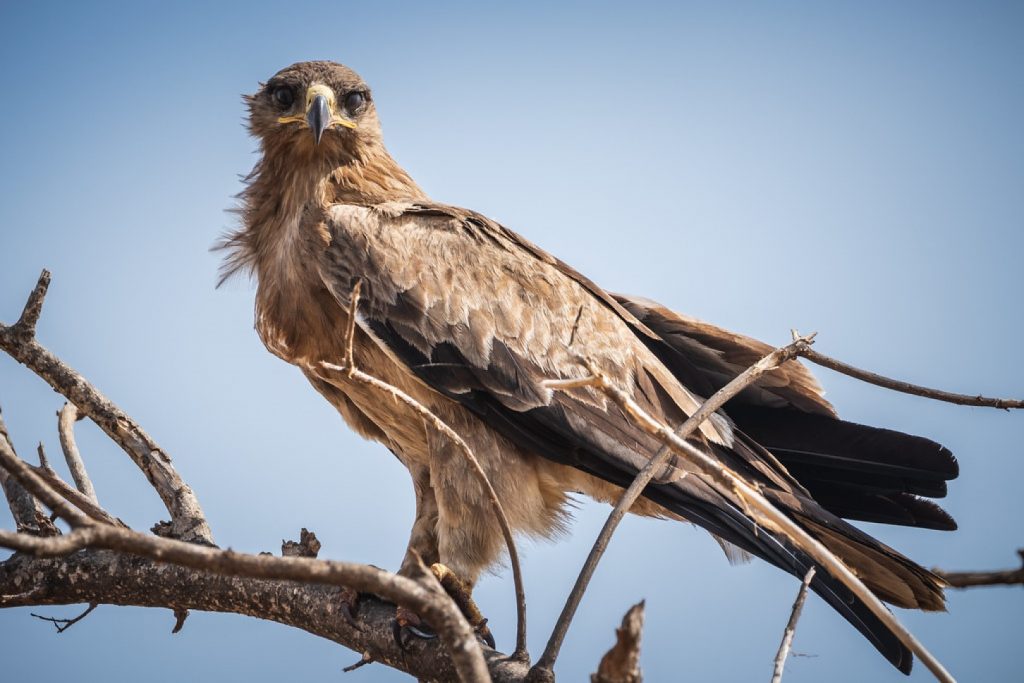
317, 201, 946, 674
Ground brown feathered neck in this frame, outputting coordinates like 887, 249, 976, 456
218, 133, 427, 284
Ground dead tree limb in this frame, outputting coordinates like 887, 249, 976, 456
796, 345, 1024, 409
57, 402, 97, 503
0, 270, 213, 544
0, 422, 495, 683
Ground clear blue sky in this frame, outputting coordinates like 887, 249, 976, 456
1, 2, 1021, 681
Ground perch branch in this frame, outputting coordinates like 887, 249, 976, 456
771, 567, 816, 683
0, 270, 213, 544
0, 549, 530, 682
57, 402, 98, 502
318, 281, 529, 660
0, 442, 492, 683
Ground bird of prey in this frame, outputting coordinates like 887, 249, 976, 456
220, 61, 958, 674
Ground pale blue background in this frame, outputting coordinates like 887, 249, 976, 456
1, 2, 1021, 681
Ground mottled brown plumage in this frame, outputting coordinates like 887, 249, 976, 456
221, 61, 958, 674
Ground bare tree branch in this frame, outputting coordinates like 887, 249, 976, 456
27, 462, 124, 527
0, 404, 493, 683
797, 344, 1024, 409
9, 268, 50, 343
57, 402, 98, 503
771, 567, 816, 683
0, 549, 530, 682
30, 603, 98, 633
935, 550, 1024, 589
591, 601, 644, 683
0, 270, 213, 544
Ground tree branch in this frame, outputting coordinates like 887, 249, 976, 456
30, 603, 98, 633
0, 401, 494, 682
934, 550, 1024, 589
0, 549, 530, 682
771, 567, 816, 683
797, 344, 1024, 409
0, 270, 213, 544
57, 402, 98, 503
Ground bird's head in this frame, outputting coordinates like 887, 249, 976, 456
247, 61, 381, 160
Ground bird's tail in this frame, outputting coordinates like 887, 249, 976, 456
641, 430, 950, 674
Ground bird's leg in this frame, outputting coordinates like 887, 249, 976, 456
391, 472, 496, 648
394, 468, 445, 643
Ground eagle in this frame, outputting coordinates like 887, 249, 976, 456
220, 61, 958, 674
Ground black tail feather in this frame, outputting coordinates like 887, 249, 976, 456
726, 405, 958, 530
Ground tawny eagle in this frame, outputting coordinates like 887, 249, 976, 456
220, 61, 957, 674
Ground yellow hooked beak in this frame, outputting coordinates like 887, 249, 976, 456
277, 83, 357, 144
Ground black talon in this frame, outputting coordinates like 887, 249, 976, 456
407, 623, 437, 640
477, 619, 496, 649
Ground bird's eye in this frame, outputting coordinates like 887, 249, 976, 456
344, 91, 366, 113
272, 87, 295, 108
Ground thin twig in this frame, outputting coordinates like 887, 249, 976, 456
30, 603, 98, 633
559, 357, 954, 682
771, 567, 816, 683
797, 345, 1024, 409
319, 282, 529, 660
934, 550, 1024, 589
0, 271, 213, 544
36, 442, 50, 469
532, 334, 815, 677
343, 652, 376, 673
58, 402, 98, 503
